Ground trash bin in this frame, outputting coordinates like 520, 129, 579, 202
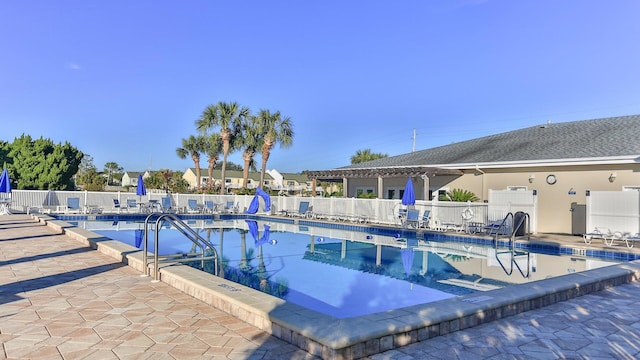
513, 211, 527, 236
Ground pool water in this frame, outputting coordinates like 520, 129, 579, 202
83, 218, 618, 319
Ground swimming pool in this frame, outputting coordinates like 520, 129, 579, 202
74, 216, 623, 319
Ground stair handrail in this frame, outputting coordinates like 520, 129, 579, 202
142, 213, 219, 281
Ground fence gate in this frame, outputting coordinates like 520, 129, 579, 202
488, 189, 538, 233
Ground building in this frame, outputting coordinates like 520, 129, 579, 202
182, 168, 323, 195
306, 115, 640, 234
120, 171, 151, 188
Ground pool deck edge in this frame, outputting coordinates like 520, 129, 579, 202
37, 214, 640, 360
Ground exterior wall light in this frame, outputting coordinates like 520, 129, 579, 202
528, 174, 535, 183
609, 172, 617, 183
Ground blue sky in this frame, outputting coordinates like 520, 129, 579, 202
2, 1, 640, 174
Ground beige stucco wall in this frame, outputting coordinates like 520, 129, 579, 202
345, 164, 640, 234
447, 164, 640, 234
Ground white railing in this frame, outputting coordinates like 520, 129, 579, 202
6, 190, 488, 225
7, 190, 541, 230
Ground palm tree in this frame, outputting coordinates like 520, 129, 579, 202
256, 109, 294, 185
237, 116, 261, 188
439, 188, 479, 202
203, 134, 223, 189
103, 162, 123, 186
196, 101, 249, 194
350, 148, 388, 164
176, 135, 206, 189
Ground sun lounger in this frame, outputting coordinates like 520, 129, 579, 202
223, 201, 238, 214
404, 209, 420, 228
161, 197, 176, 213
623, 233, 640, 249
204, 201, 217, 214
187, 199, 202, 213
290, 201, 311, 218
418, 210, 431, 228
583, 227, 623, 246
59, 197, 82, 214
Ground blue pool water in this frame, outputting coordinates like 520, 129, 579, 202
76, 217, 622, 319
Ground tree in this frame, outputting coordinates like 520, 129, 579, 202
103, 162, 123, 186
196, 101, 249, 194
237, 116, 261, 189
8, 135, 83, 190
145, 169, 189, 193
256, 109, 294, 186
203, 134, 223, 189
176, 135, 206, 189
439, 188, 479, 202
350, 149, 388, 164
76, 169, 107, 191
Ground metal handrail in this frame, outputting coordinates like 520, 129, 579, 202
493, 211, 531, 278
141, 213, 219, 281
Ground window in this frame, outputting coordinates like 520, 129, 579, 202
287, 181, 295, 186
387, 189, 395, 199
385, 186, 404, 199
356, 187, 374, 197
225, 178, 231, 183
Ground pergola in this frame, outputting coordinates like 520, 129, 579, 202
305, 166, 463, 199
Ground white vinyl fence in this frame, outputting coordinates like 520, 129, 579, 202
586, 190, 640, 235
8, 189, 541, 230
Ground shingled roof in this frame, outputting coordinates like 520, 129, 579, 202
342, 115, 640, 170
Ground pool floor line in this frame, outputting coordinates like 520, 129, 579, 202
39, 214, 640, 359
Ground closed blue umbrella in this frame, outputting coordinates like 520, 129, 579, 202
0, 168, 11, 194
0, 168, 11, 215
136, 174, 146, 196
401, 178, 415, 206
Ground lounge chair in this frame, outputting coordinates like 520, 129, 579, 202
161, 197, 175, 213
418, 210, 431, 228
64, 197, 82, 214
623, 233, 640, 248
583, 227, 623, 246
113, 199, 127, 213
404, 209, 420, 228
223, 201, 238, 214
187, 199, 202, 214
291, 201, 311, 218
126, 199, 138, 212
204, 200, 217, 214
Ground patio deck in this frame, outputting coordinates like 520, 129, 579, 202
1, 214, 640, 359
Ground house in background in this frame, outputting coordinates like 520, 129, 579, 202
182, 168, 274, 192
306, 115, 640, 234
182, 168, 320, 195
121, 171, 151, 188
266, 170, 313, 195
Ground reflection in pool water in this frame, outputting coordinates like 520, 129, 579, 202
84, 218, 618, 319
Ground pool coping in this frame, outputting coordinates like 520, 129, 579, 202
38, 214, 640, 360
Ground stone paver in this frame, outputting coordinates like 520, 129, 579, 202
0, 216, 316, 360
2, 214, 640, 359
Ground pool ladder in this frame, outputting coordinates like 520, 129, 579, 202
141, 213, 219, 281
493, 211, 532, 278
